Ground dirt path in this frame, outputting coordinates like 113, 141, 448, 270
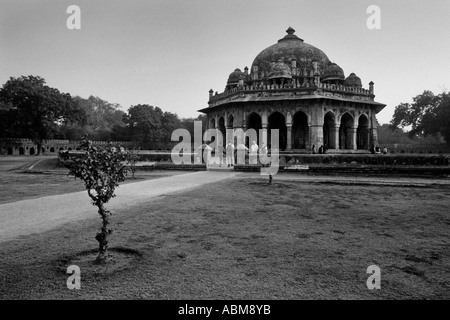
0, 171, 236, 242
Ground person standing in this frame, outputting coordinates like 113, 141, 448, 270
226, 142, 235, 167
217, 143, 224, 166
250, 141, 259, 164
204, 144, 212, 166
259, 143, 268, 165
236, 143, 248, 165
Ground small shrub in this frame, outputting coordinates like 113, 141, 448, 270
62, 137, 130, 263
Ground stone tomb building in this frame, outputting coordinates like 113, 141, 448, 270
199, 28, 385, 152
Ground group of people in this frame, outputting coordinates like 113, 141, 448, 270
310, 144, 388, 154
370, 145, 388, 154
200, 142, 390, 165
311, 144, 328, 154
197, 141, 269, 166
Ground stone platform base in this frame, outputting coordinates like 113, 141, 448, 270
234, 164, 450, 177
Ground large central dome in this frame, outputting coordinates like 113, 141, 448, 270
251, 27, 330, 76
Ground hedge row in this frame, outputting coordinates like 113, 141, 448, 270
281, 154, 449, 166
60, 151, 450, 167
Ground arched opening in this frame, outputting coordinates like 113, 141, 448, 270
19, 147, 25, 155
50, 147, 55, 153
68, 147, 72, 151
292, 111, 309, 149
339, 113, 354, 150
226, 115, 234, 143
268, 112, 287, 150
209, 117, 216, 129
7, 147, 13, 155
218, 116, 226, 147
357, 114, 370, 150
29, 147, 35, 155
227, 114, 234, 129
41, 147, 45, 153
323, 112, 336, 149
247, 112, 262, 147
59, 147, 64, 151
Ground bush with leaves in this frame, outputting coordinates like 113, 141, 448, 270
126, 148, 140, 179
61, 137, 129, 263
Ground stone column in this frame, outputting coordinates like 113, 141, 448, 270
349, 126, 358, 150
256, 111, 265, 148
370, 111, 378, 147
225, 126, 233, 144
309, 125, 324, 150
261, 125, 268, 146
286, 125, 292, 150
366, 128, 371, 149
206, 114, 210, 130
331, 124, 340, 150
370, 128, 378, 147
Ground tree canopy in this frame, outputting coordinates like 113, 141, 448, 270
391, 90, 450, 145
0, 75, 86, 153
124, 104, 181, 149
67, 95, 127, 141
0, 75, 208, 150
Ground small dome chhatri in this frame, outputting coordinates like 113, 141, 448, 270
322, 63, 345, 81
268, 59, 292, 80
345, 72, 362, 88
227, 68, 245, 85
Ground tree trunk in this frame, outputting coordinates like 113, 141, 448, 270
95, 202, 111, 263
37, 140, 42, 155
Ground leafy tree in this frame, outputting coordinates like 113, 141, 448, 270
179, 115, 206, 138
125, 104, 179, 149
0, 101, 17, 138
61, 137, 129, 263
160, 111, 181, 148
125, 104, 161, 149
0, 76, 86, 153
391, 90, 450, 144
126, 148, 140, 179
435, 93, 450, 145
71, 95, 127, 141
378, 123, 443, 145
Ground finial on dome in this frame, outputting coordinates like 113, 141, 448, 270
286, 27, 295, 35
279, 26, 303, 42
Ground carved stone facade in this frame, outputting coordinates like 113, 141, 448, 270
199, 28, 385, 152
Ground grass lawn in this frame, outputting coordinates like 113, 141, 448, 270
0, 176, 449, 299
0, 156, 187, 204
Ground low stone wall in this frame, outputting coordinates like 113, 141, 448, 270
279, 154, 449, 166
0, 138, 133, 156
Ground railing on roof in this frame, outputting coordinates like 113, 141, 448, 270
209, 81, 373, 104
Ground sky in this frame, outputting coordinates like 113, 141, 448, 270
1, 0, 449, 124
